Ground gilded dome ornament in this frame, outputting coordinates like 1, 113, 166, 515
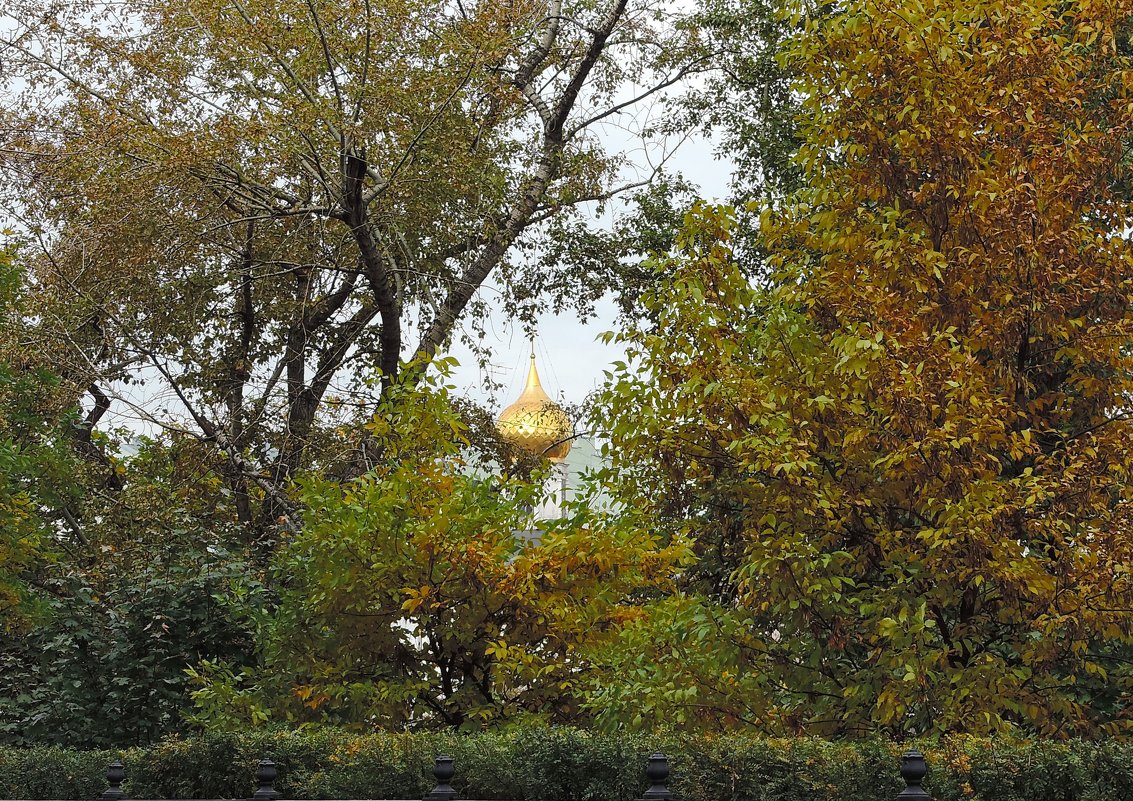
497, 351, 573, 462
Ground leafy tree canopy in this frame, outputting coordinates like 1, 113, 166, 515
590, 0, 1133, 737
0, 0, 707, 539
187, 370, 686, 731
0, 245, 80, 632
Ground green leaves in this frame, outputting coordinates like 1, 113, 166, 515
0, 246, 77, 634
0, 543, 261, 748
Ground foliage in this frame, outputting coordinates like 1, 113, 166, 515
0, 245, 80, 632
679, 0, 806, 204
0, 436, 265, 748
5, 728, 1133, 801
0, 0, 705, 539
0, 541, 261, 749
0, 0, 769, 747
590, 0, 1133, 737
187, 373, 683, 731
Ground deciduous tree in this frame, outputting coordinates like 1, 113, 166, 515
187, 373, 683, 730
0, 0, 704, 537
591, 0, 1133, 737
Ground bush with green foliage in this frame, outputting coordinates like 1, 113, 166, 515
2, 728, 1133, 801
0, 548, 260, 748
0, 433, 266, 748
0, 245, 79, 633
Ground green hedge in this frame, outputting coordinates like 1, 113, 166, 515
1, 728, 1131, 801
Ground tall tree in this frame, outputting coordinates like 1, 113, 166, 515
590, 0, 1133, 737
0, 0, 704, 536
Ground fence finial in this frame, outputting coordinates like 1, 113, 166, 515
638, 752, 673, 801
252, 758, 280, 801
424, 756, 457, 801
897, 750, 932, 801
101, 760, 126, 801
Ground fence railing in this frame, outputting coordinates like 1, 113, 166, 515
86, 748, 935, 801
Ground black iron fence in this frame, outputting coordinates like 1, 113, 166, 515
81, 749, 934, 801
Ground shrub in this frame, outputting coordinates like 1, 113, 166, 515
1, 728, 1130, 801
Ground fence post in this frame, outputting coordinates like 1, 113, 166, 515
424, 756, 457, 801
252, 758, 280, 801
897, 750, 931, 801
101, 761, 126, 801
637, 752, 673, 801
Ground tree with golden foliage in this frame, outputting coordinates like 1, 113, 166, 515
187, 373, 684, 730
590, 0, 1133, 736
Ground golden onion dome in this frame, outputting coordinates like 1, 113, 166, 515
497, 352, 573, 462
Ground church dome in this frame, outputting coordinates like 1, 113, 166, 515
497, 353, 573, 461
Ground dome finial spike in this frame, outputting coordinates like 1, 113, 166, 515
525, 349, 543, 393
